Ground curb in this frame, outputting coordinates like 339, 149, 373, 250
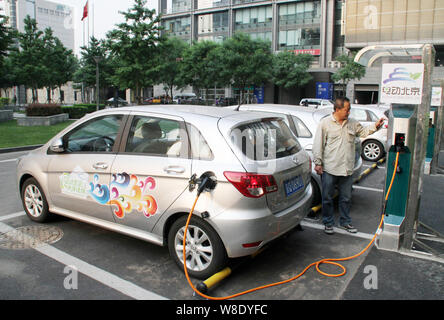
0, 145, 43, 154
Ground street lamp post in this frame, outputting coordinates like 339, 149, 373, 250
93, 56, 103, 111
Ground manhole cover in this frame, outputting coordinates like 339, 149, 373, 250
0, 226, 63, 250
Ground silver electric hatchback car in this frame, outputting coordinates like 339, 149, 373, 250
17, 105, 313, 279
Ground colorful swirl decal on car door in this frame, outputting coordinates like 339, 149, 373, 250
108, 173, 158, 219
89, 175, 111, 205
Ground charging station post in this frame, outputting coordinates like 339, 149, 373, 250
354, 44, 440, 256
429, 81, 444, 175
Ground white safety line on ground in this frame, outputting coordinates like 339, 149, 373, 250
0, 211, 26, 222
0, 221, 168, 300
353, 186, 384, 193
0, 158, 17, 164
301, 220, 374, 240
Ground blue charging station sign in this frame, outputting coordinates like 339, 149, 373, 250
316, 82, 333, 100
254, 87, 265, 104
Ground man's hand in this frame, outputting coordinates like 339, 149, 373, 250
375, 118, 385, 130
315, 165, 323, 175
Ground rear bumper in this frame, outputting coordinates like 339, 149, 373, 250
212, 184, 313, 258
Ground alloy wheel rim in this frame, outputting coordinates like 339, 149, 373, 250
175, 225, 213, 272
364, 143, 380, 160
24, 185, 44, 217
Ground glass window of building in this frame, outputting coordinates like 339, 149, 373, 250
198, 12, 229, 34
279, 1, 321, 25
278, 27, 320, 50
162, 16, 191, 37
235, 6, 272, 30
197, 0, 229, 10
233, 0, 266, 5
163, 0, 191, 14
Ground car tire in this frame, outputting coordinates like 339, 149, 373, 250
168, 215, 227, 280
362, 140, 384, 162
21, 178, 51, 223
311, 179, 322, 207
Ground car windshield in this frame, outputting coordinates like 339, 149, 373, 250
230, 119, 301, 161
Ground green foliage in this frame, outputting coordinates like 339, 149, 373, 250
272, 52, 313, 89
154, 37, 188, 98
26, 103, 62, 116
62, 104, 106, 119
219, 33, 273, 104
74, 37, 112, 90
0, 14, 16, 66
331, 54, 366, 95
106, 0, 163, 104
0, 97, 9, 107
179, 40, 224, 102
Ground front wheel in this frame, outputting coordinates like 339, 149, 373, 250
21, 178, 51, 223
168, 216, 227, 280
362, 140, 384, 162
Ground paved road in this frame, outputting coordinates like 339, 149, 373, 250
0, 150, 443, 300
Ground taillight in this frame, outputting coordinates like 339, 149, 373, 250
223, 172, 278, 198
384, 124, 388, 129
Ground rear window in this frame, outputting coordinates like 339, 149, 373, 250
230, 119, 301, 160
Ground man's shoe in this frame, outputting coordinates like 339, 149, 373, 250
324, 225, 334, 235
339, 224, 358, 233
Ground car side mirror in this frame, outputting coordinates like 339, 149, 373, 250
50, 138, 65, 153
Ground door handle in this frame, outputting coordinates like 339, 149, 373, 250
93, 163, 108, 170
164, 166, 185, 174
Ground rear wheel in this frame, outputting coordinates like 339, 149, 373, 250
362, 140, 384, 162
168, 216, 227, 280
21, 178, 51, 223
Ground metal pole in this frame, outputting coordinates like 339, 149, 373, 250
431, 80, 444, 174
96, 61, 99, 111
401, 44, 436, 251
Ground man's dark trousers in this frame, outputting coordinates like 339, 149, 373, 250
321, 172, 354, 227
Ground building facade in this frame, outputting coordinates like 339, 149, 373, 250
2, 0, 76, 105
343, 0, 444, 104
158, 0, 346, 104
158, 0, 444, 105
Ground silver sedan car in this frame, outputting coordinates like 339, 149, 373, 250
234, 104, 363, 206
17, 105, 313, 279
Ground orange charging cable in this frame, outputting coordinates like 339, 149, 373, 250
183, 152, 400, 300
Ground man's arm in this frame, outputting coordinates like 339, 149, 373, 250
313, 122, 325, 175
355, 118, 384, 138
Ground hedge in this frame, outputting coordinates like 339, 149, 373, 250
26, 104, 62, 116
62, 104, 106, 119
0, 97, 9, 108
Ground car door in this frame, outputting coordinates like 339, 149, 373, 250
47, 113, 127, 222
109, 112, 192, 232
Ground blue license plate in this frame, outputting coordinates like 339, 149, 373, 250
284, 176, 304, 197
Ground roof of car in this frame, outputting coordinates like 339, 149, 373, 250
243, 104, 320, 115
108, 105, 273, 123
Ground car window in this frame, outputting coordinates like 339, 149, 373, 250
231, 119, 301, 160
384, 110, 389, 118
350, 109, 368, 121
187, 124, 214, 161
125, 116, 186, 157
64, 115, 123, 153
292, 116, 312, 138
368, 110, 379, 122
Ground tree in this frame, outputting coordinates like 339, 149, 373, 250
272, 51, 313, 90
10, 16, 47, 103
42, 28, 77, 103
331, 54, 366, 97
179, 40, 226, 104
106, 0, 162, 104
219, 33, 273, 105
74, 37, 112, 103
0, 15, 17, 97
154, 37, 188, 99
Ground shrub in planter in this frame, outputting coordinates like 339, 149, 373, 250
26, 104, 62, 117
61, 105, 90, 119
73, 104, 106, 113
0, 97, 10, 107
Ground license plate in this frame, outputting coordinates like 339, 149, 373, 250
284, 176, 304, 197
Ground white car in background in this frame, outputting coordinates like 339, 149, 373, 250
300, 98, 334, 109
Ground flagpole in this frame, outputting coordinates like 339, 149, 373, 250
92, 0, 94, 38
87, 1, 90, 47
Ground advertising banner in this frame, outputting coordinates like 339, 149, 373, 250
380, 63, 424, 105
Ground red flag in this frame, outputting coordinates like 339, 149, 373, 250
81, 1, 88, 21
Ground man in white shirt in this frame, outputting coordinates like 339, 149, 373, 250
313, 97, 384, 235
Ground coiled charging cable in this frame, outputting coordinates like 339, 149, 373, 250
183, 152, 400, 300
